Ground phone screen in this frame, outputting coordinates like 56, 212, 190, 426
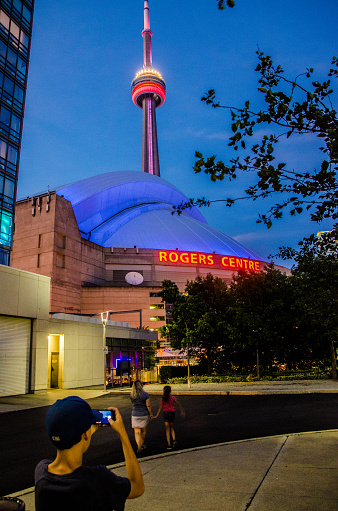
95, 410, 113, 425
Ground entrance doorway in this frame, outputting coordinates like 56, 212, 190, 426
51, 352, 59, 388
48, 334, 63, 389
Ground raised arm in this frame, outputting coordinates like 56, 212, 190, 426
108, 407, 145, 499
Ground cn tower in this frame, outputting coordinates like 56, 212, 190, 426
131, 1, 166, 177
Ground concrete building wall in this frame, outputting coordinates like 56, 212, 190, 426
12, 194, 56, 276
0, 265, 50, 395
0, 265, 157, 394
81, 286, 164, 330
0, 264, 50, 320
13, 194, 106, 314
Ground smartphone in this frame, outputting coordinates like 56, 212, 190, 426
95, 409, 115, 425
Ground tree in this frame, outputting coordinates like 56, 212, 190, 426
289, 237, 338, 379
185, 274, 232, 373
159, 274, 231, 375
229, 264, 302, 373
174, 51, 338, 253
217, 0, 235, 9
160, 259, 337, 377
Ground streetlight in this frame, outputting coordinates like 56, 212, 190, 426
101, 311, 109, 392
185, 324, 191, 389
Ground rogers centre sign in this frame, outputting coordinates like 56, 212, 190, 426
158, 249, 262, 272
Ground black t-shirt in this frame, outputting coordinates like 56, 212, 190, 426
35, 460, 131, 511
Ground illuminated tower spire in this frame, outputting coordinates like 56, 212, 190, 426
131, 1, 166, 176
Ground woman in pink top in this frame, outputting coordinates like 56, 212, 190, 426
155, 385, 185, 450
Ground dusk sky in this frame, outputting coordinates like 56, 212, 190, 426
17, 0, 337, 268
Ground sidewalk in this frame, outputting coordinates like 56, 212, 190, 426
139, 379, 338, 395
2, 381, 338, 510
8, 430, 338, 511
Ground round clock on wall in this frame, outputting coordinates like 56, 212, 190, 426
125, 271, 144, 285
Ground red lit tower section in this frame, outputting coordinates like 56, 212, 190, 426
131, 1, 166, 177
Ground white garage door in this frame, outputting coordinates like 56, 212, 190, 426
0, 316, 31, 397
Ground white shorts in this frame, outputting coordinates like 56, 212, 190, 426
132, 415, 149, 429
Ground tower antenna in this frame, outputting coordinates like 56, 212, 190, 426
131, 0, 166, 176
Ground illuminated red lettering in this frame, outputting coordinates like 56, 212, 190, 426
159, 251, 168, 262
159, 249, 261, 273
191, 253, 198, 264
169, 252, 178, 263
207, 255, 214, 265
180, 252, 189, 263
199, 254, 206, 265
221, 256, 229, 267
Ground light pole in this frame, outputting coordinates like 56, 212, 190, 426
101, 311, 109, 392
185, 324, 191, 389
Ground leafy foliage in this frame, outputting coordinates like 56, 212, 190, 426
173, 52, 338, 251
166, 371, 330, 385
217, 0, 235, 9
159, 274, 231, 374
159, 259, 338, 378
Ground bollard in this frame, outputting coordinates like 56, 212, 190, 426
0, 497, 25, 510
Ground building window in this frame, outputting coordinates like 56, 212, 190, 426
56, 233, 66, 249
0, 209, 12, 246
150, 303, 164, 309
150, 316, 165, 321
3, 75, 15, 105
38, 233, 42, 248
0, 10, 10, 32
37, 253, 40, 268
0, 105, 11, 134
0, 172, 13, 208
2, 175, 15, 209
0, 245, 9, 264
13, 82, 24, 110
56, 253, 65, 268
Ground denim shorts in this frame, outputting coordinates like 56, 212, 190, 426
163, 411, 175, 423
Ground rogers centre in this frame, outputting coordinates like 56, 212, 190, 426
158, 250, 261, 271
12, 171, 289, 366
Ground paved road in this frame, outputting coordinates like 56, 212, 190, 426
1, 393, 338, 496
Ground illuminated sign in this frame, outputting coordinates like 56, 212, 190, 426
158, 249, 261, 272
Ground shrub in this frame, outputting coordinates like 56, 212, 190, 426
166, 371, 331, 385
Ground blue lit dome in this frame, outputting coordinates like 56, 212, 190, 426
56, 171, 265, 261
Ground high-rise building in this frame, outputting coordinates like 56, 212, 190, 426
0, 0, 34, 265
131, 0, 165, 176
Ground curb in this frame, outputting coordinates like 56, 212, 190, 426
7, 429, 338, 500
109, 389, 338, 396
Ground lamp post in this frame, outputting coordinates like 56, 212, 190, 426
101, 311, 109, 392
185, 324, 191, 389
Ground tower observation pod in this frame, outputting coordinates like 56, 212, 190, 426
131, 0, 166, 177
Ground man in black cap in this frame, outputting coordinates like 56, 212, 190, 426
35, 396, 144, 511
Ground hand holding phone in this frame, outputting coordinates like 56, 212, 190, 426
95, 409, 116, 425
